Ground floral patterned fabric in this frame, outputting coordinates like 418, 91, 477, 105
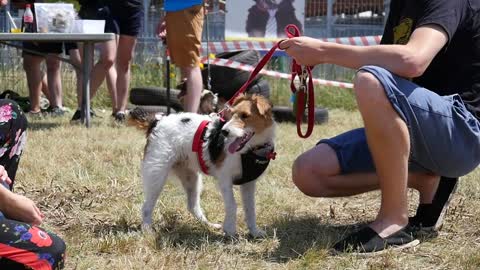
0, 100, 65, 269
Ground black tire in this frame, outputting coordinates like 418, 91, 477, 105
203, 50, 263, 100
247, 79, 270, 99
272, 106, 329, 124
129, 87, 183, 111
132, 105, 180, 114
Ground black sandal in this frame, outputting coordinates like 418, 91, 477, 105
332, 226, 420, 255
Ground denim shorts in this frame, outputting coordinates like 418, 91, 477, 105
319, 65, 480, 178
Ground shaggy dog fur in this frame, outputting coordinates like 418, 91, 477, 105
129, 94, 276, 237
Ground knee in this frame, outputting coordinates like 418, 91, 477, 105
99, 56, 115, 70
48, 233, 67, 263
117, 55, 133, 72
292, 154, 335, 197
353, 70, 386, 107
46, 59, 61, 72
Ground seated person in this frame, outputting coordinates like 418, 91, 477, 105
0, 100, 66, 269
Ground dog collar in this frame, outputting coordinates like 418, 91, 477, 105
192, 120, 211, 175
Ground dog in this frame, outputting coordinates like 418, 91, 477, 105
129, 94, 276, 237
177, 79, 219, 115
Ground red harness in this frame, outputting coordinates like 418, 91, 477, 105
192, 120, 211, 175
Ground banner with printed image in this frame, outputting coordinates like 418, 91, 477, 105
225, 0, 305, 40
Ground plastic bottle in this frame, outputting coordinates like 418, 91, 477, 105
23, 4, 35, 33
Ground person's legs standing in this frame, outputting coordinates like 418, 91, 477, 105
22, 54, 44, 114
181, 66, 203, 112
109, 2, 143, 122
166, 4, 204, 113
94, 40, 118, 114
45, 55, 63, 110
115, 35, 137, 116
76, 40, 118, 112
68, 47, 83, 111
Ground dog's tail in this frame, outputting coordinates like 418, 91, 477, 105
127, 107, 161, 136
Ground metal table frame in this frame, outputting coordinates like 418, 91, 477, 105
0, 33, 115, 127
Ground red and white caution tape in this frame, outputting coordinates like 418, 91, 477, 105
200, 35, 381, 55
201, 57, 353, 89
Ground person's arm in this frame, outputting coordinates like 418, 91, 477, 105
0, 166, 43, 226
0, 186, 44, 226
280, 24, 448, 78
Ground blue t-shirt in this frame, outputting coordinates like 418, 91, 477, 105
164, 0, 203, 12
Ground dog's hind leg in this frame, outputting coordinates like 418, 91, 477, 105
141, 160, 172, 231
175, 168, 222, 229
240, 180, 265, 238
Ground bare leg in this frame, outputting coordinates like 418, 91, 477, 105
116, 35, 137, 113
353, 71, 410, 237
40, 72, 49, 101
45, 55, 62, 108
23, 54, 44, 113
180, 66, 203, 113
77, 40, 118, 111
68, 48, 82, 109
292, 143, 440, 203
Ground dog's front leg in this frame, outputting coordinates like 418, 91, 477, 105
240, 180, 265, 238
218, 179, 237, 237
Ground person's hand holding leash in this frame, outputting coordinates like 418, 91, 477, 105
0, 0, 8, 7
279, 36, 327, 66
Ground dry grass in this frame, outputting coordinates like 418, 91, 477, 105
15, 109, 480, 270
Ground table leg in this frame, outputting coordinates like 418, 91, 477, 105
82, 42, 94, 127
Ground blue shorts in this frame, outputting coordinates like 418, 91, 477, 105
319, 65, 480, 178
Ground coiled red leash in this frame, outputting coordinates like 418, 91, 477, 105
281, 24, 315, 138
219, 24, 315, 138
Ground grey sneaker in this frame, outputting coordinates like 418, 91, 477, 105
45, 106, 66, 117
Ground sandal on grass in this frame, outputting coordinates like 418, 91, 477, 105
332, 226, 420, 256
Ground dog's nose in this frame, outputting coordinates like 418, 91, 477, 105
221, 129, 229, 137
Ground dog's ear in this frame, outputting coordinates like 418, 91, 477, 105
254, 95, 272, 116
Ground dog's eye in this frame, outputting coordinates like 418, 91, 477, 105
240, 113, 249, 119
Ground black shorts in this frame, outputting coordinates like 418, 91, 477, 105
107, 3, 144, 36
22, 42, 78, 56
81, 3, 144, 37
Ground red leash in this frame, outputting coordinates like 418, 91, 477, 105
219, 24, 315, 138
283, 25, 315, 138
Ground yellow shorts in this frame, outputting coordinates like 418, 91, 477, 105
166, 4, 204, 68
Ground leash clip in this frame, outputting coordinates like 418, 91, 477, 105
298, 67, 309, 93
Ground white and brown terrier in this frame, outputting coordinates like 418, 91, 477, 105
129, 94, 276, 237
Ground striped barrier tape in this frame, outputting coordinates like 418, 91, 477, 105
200, 35, 381, 55
201, 57, 353, 89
